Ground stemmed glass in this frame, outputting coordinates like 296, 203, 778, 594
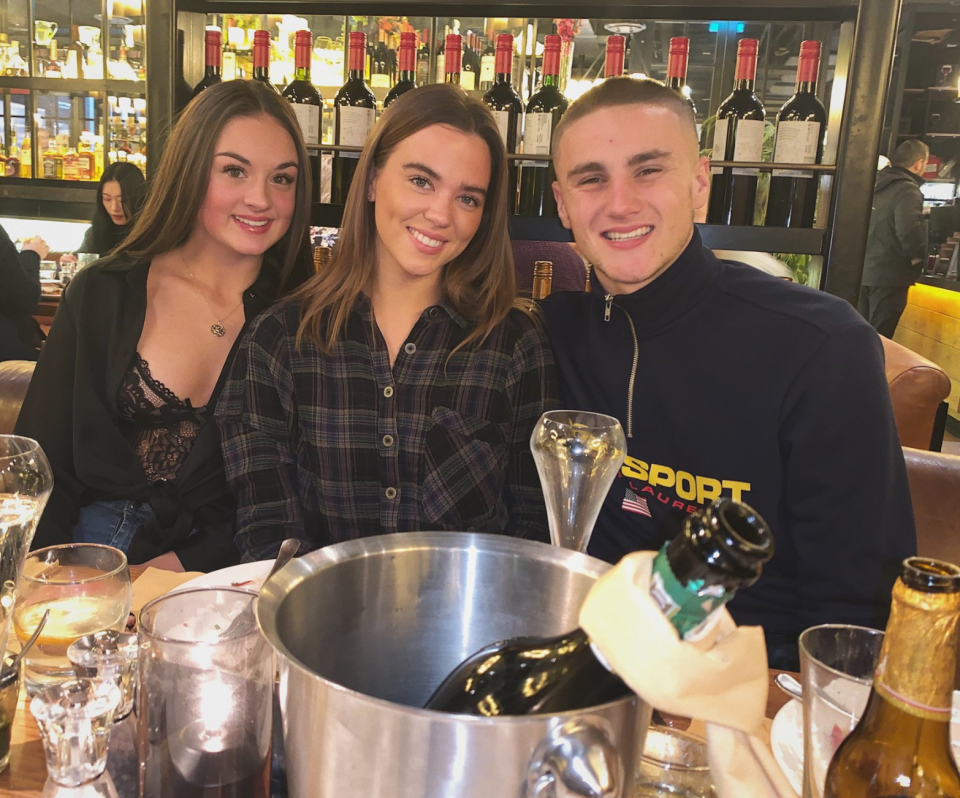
530, 410, 627, 552
0, 435, 54, 653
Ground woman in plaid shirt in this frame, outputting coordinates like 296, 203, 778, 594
217, 84, 560, 560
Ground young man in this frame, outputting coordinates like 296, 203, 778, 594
542, 78, 916, 670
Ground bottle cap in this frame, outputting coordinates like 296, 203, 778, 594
735, 38, 759, 81
496, 33, 513, 50
669, 36, 690, 54
737, 38, 759, 56
349, 31, 366, 49
797, 40, 821, 83
294, 30, 312, 48
543, 34, 562, 52
254, 29, 270, 45
445, 34, 462, 74
204, 29, 221, 46
667, 36, 690, 80
606, 34, 625, 52
543, 34, 562, 76
533, 260, 553, 276
399, 31, 416, 49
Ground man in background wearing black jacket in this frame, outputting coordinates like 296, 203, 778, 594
858, 139, 929, 338
541, 78, 916, 671
0, 224, 49, 362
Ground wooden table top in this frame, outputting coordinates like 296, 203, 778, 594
0, 563, 797, 796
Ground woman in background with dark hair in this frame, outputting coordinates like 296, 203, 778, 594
16, 80, 313, 571
78, 162, 146, 256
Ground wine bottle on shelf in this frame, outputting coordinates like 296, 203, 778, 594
435, 26, 450, 84
416, 29, 431, 86
531, 261, 553, 300
424, 498, 774, 716
706, 38, 765, 226
482, 33, 523, 207
461, 32, 481, 91
479, 36, 496, 91
823, 557, 960, 798
282, 30, 321, 201
332, 31, 376, 205
191, 30, 223, 98
370, 29, 394, 89
604, 34, 625, 78
252, 30, 278, 93
444, 33, 463, 86
384, 31, 418, 108
764, 40, 827, 229
174, 30, 193, 112
517, 35, 569, 218
666, 36, 697, 122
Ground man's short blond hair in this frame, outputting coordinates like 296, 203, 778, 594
553, 77, 698, 159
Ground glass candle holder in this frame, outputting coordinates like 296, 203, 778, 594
138, 588, 273, 798
30, 678, 122, 787
68, 630, 139, 719
636, 726, 717, 798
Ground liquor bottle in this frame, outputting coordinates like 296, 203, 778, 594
332, 32, 376, 205
764, 40, 827, 229
191, 30, 223, 98
823, 558, 960, 797
604, 35, 625, 78
461, 31, 481, 91
517, 35, 569, 217
251, 30, 278, 92
41, 41, 63, 77
384, 31, 417, 108
282, 30, 322, 146
532, 261, 553, 300
706, 38, 765, 226
416, 29, 431, 86
424, 498, 774, 716
64, 26, 84, 79
174, 30, 193, 113
479, 36, 496, 91
666, 36, 697, 120
444, 33, 463, 86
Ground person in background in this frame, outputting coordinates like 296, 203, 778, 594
0, 226, 49, 362
16, 81, 313, 572
217, 84, 558, 561
78, 162, 146, 256
540, 78, 915, 671
858, 138, 930, 339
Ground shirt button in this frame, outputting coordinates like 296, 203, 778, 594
382, 434, 394, 447
383, 386, 394, 398
385, 487, 398, 500
404, 342, 417, 355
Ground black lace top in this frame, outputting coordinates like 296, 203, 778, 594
116, 353, 207, 483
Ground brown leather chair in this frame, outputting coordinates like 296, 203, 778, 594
0, 360, 35, 435
880, 336, 951, 451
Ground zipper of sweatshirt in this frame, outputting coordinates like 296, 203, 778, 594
603, 294, 638, 439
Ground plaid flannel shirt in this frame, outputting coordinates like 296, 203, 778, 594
216, 294, 559, 561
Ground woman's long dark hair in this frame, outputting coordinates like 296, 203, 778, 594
85, 162, 146, 255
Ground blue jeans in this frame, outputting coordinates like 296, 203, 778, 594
72, 500, 154, 554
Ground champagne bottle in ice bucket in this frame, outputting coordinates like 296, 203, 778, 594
530, 410, 627, 552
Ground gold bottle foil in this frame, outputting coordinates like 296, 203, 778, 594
875, 574, 960, 720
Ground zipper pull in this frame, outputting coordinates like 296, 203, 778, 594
604, 294, 614, 323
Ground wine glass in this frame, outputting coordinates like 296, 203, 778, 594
530, 410, 627, 552
0, 435, 54, 653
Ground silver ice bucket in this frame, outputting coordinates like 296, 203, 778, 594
257, 532, 651, 798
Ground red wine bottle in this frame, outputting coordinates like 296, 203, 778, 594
604, 35, 625, 78
707, 38, 765, 226
252, 30, 278, 93
479, 36, 496, 91
461, 32, 481, 91
483, 32, 523, 207
666, 37, 697, 120
424, 498, 774, 716
765, 41, 827, 228
282, 30, 322, 145
191, 30, 222, 99
518, 35, 569, 217
174, 30, 193, 113
444, 33, 462, 86
416, 29, 431, 86
384, 31, 417, 108
333, 31, 376, 205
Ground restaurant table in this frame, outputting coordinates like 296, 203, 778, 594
0, 562, 797, 796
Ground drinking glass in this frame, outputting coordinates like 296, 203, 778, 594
0, 657, 21, 773
0, 435, 54, 653
138, 588, 273, 798
530, 410, 627, 552
14, 544, 132, 695
636, 726, 716, 797
799, 624, 884, 798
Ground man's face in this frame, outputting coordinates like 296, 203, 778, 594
552, 104, 709, 295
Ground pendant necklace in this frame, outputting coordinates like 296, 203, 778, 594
188, 270, 244, 337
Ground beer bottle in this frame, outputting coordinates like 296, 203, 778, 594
824, 558, 960, 798
531, 261, 553, 301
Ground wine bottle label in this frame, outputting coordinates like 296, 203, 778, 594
521, 112, 552, 167
222, 51, 237, 81
492, 110, 512, 149
731, 119, 764, 176
710, 117, 729, 175
480, 54, 495, 83
435, 54, 445, 83
649, 543, 730, 640
772, 120, 821, 177
338, 106, 375, 159
292, 104, 320, 145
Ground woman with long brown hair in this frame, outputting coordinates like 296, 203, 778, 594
217, 84, 558, 560
16, 81, 313, 571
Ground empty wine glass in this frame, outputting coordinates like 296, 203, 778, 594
530, 410, 627, 552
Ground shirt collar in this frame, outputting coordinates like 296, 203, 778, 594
355, 292, 470, 329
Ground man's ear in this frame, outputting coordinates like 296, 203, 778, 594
691, 155, 710, 212
553, 181, 572, 230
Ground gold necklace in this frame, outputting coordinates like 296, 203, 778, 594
188, 271, 244, 337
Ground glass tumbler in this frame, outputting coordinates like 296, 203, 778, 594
138, 588, 274, 798
636, 726, 717, 798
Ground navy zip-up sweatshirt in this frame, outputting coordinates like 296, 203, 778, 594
542, 231, 916, 643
